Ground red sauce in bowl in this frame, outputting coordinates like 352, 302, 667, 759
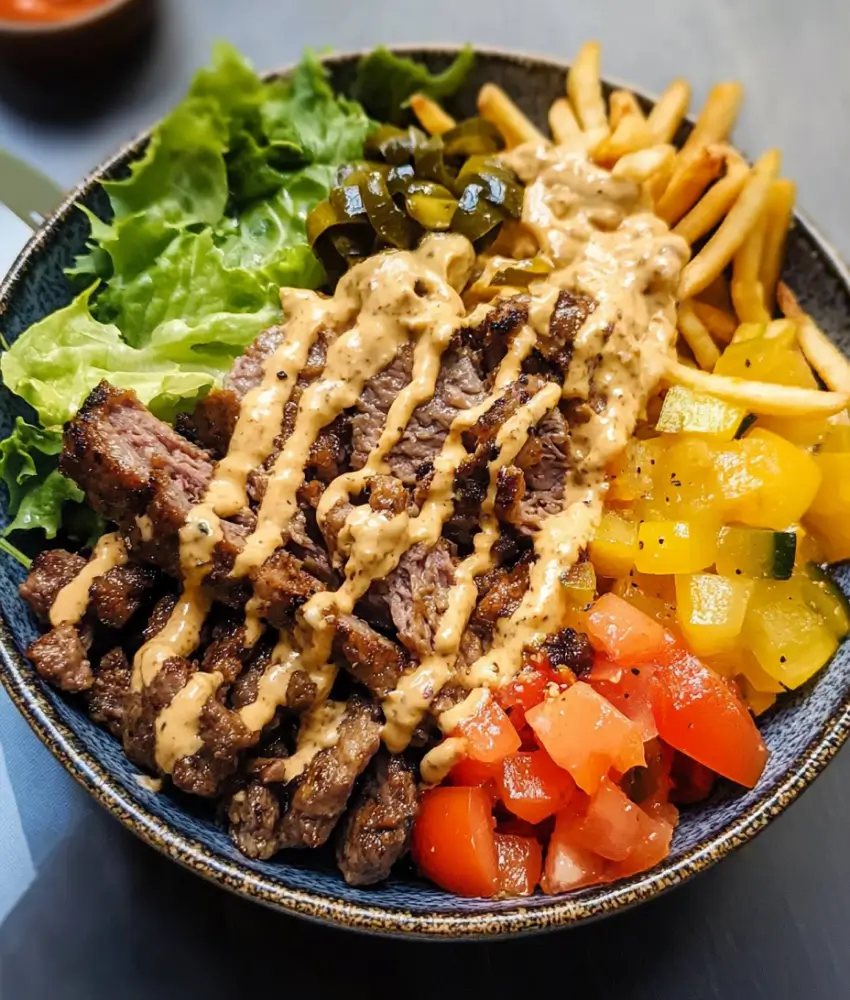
0, 0, 113, 22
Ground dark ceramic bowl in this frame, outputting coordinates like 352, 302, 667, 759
1, 47, 849, 939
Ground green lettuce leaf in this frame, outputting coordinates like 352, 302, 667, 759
351, 45, 475, 123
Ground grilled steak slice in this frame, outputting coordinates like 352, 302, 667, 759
89, 564, 157, 629
123, 655, 193, 771
176, 389, 240, 458
463, 294, 530, 378
336, 752, 419, 886
539, 627, 594, 677
26, 623, 92, 692
201, 620, 248, 687
368, 474, 409, 517
332, 614, 407, 698
383, 540, 456, 660
172, 696, 255, 798
541, 289, 595, 371
251, 550, 322, 629
228, 780, 281, 860
20, 549, 86, 622
513, 404, 571, 532
142, 594, 177, 641
351, 347, 413, 474
87, 646, 132, 737
276, 695, 382, 849
471, 556, 532, 635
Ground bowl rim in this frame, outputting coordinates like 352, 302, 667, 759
0, 0, 136, 35
1, 43, 850, 939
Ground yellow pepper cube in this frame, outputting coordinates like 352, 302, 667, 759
714, 331, 818, 388
607, 438, 665, 504
562, 560, 597, 609
805, 453, 850, 562
674, 573, 753, 656
743, 580, 839, 689
716, 429, 822, 529
634, 435, 722, 520
656, 386, 747, 441
589, 511, 639, 578
635, 518, 719, 575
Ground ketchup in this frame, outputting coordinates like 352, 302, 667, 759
0, 0, 113, 22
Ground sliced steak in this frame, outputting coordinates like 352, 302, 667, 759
123, 655, 193, 771
471, 556, 531, 634
540, 289, 595, 371
332, 614, 407, 698
201, 620, 248, 687
176, 389, 240, 458
89, 564, 157, 629
251, 549, 322, 629
227, 325, 286, 398
539, 627, 594, 677
513, 404, 572, 532
26, 623, 92, 692
383, 540, 456, 660
20, 549, 86, 622
276, 695, 382, 849
351, 347, 413, 473
172, 696, 255, 798
228, 781, 282, 860
336, 752, 419, 886
462, 294, 530, 378
87, 646, 132, 737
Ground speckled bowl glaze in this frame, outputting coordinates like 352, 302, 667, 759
1, 47, 849, 939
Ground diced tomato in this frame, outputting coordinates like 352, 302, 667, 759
651, 647, 768, 788
411, 787, 498, 898
494, 834, 543, 897
456, 695, 521, 764
498, 750, 576, 824
586, 593, 667, 666
498, 665, 552, 713
670, 752, 717, 804
542, 804, 608, 893
526, 682, 646, 793
572, 776, 642, 862
496, 817, 542, 839
449, 756, 500, 799
610, 806, 674, 879
589, 657, 658, 741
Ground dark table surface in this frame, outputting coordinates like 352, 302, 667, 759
1, 2, 849, 997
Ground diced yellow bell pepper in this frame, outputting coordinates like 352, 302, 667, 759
716, 428, 822, 529
819, 421, 850, 454
607, 438, 664, 504
589, 511, 639, 578
634, 435, 722, 521
611, 571, 677, 627
798, 564, 850, 638
755, 415, 831, 448
562, 560, 597, 610
714, 328, 819, 388
805, 452, 850, 562
635, 517, 719, 575
742, 579, 839, 688
656, 386, 747, 441
674, 573, 754, 656
738, 677, 777, 716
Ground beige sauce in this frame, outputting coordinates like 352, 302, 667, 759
49, 532, 127, 628
420, 736, 468, 786
280, 699, 348, 782
154, 670, 223, 773
132, 584, 212, 692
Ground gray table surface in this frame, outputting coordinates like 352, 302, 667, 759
1, 1, 849, 997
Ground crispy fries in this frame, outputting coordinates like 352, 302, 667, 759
548, 97, 581, 143
672, 153, 749, 244
677, 301, 721, 370
759, 179, 797, 311
478, 83, 547, 148
612, 144, 675, 183
678, 148, 781, 301
665, 360, 850, 417
647, 79, 691, 143
656, 144, 725, 225
691, 300, 738, 344
567, 41, 609, 136
409, 93, 456, 135
731, 210, 770, 324
593, 116, 655, 166
778, 282, 850, 393
609, 89, 645, 130
678, 82, 744, 162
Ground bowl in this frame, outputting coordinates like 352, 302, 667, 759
0, 0, 152, 75
1, 46, 849, 939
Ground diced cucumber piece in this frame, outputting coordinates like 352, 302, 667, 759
800, 563, 850, 639
734, 413, 757, 439
716, 526, 797, 580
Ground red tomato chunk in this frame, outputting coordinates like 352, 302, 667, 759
494, 834, 543, 897
498, 750, 575, 824
411, 787, 498, 898
587, 592, 667, 665
457, 696, 521, 763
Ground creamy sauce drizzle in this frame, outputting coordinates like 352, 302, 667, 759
155, 670, 223, 772
280, 699, 347, 782
49, 532, 127, 628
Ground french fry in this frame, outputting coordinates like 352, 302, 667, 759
700, 274, 734, 312
477, 83, 547, 148
655, 144, 725, 225
731, 210, 770, 324
673, 154, 750, 244
647, 79, 691, 143
678, 300, 722, 369
730, 321, 766, 345
609, 89, 645, 130
548, 97, 581, 144
567, 41, 609, 136
678, 82, 744, 161
678, 148, 782, 301
691, 299, 738, 344
612, 144, 675, 183
764, 318, 796, 341
409, 93, 456, 135
593, 115, 655, 166
778, 282, 850, 393
759, 179, 796, 311
665, 359, 849, 417
647, 150, 676, 204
